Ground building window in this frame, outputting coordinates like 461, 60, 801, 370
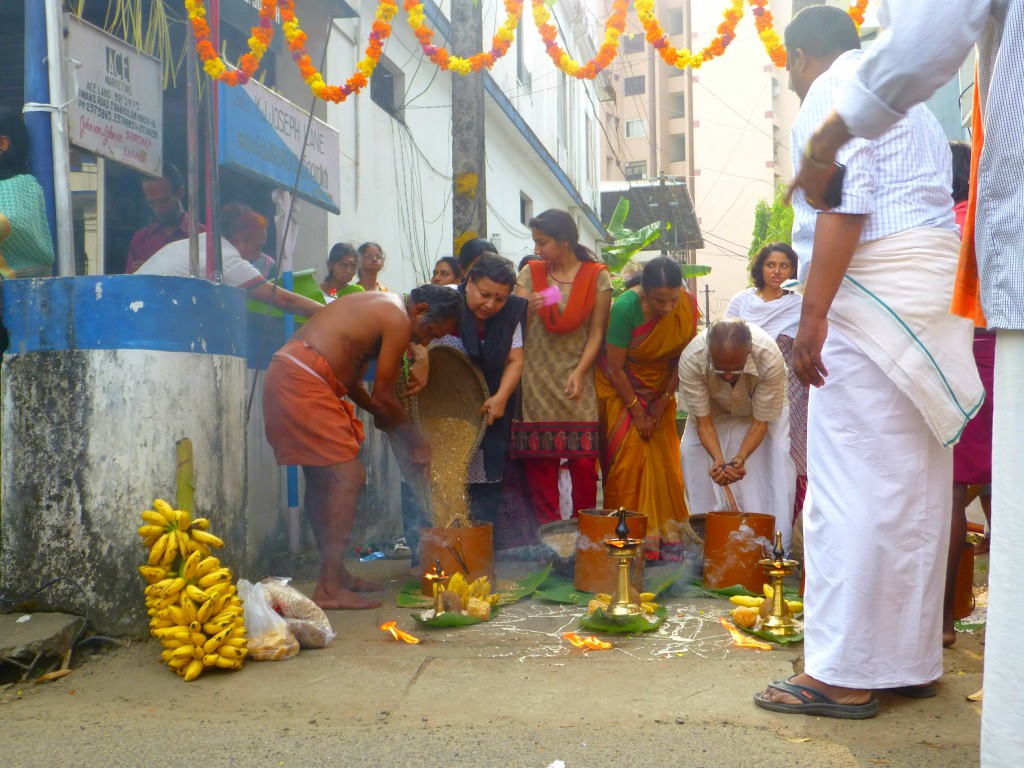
670, 134, 686, 162
585, 115, 594, 184
520, 192, 534, 226
624, 160, 647, 181
665, 9, 684, 36
669, 92, 685, 118
516, 17, 531, 93
624, 119, 646, 139
622, 34, 644, 54
371, 57, 404, 121
624, 75, 645, 96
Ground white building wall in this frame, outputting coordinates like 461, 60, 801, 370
690, 5, 780, 319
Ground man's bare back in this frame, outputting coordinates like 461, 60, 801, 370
292, 291, 411, 390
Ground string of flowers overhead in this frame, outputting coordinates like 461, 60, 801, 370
406, 0, 522, 76
185, 0, 873, 97
532, 0, 628, 80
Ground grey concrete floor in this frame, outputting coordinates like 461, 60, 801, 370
0, 558, 984, 768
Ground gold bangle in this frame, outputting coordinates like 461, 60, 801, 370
802, 140, 832, 171
626, 395, 638, 408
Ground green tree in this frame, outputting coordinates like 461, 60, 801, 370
748, 183, 794, 260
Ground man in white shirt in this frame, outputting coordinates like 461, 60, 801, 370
678, 319, 793, 550
754, 6, 981, 721
136, 209, 322, 318
786, 1, 1024, 758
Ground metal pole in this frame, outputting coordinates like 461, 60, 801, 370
186, 19, 201, 278
44, 0, 75, 276
658, 172, 668, 257
205, 0, 223, 282
23, 0, 57, 261
451, 0, 487, 247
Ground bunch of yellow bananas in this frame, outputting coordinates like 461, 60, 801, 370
443, 572, 500, 608
587, 591, 659, 616
728, 584, 803, 614
138, 499, 247, 682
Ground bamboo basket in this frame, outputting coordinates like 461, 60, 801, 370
396, 345, 489, 527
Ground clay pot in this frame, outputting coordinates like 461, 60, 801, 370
574, 509, 646, 595
953, 542, 976, 620
419, 523, 494, 596
702, 511, 775, 593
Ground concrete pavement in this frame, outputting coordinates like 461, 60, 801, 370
0, 558, 984, 767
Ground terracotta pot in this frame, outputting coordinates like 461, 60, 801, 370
574, 509, 646, 595
419, 523, 494, 596
953, 542, 976, 620
702, 511, 775, 593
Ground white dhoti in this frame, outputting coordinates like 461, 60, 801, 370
680, 410, 796, 551
804, 328, 951, 688
981, 330, 1024, 765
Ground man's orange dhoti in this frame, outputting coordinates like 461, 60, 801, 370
263, 340, 365, 466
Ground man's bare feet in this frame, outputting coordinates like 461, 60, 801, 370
343, 575, 384, 592
758, 673, 873, 707
943, 628, 957, 647
313, 586, 382, 610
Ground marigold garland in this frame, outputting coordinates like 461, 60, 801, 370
184, 0, 875, 95
750, 0, 871, 69
531, 0, 627, 80
185, 0, 276, 85
280, 0, 396, 103
405, 0, 522, 76
636, 0, 744, 70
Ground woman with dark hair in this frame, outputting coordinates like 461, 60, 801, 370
512, 209, 612, 526
596, 256, 698, 559
725, 242, 807, 528
356, 241, 388, 292
457, 237, 498, 276
431, 256, 462, 286
0, 106, 54, 283
401, 255, 528, 561
322, 242, 364, 298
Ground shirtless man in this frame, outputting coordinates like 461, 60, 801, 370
262, 286, 463, 609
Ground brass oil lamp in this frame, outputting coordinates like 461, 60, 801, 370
601, 507, 644, 618
758, 531, 799, 636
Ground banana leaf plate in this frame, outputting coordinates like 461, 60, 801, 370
738, 623, 803, 645
578, 605, 667, 634
396, 564, 552, 609
534, 565, 685, 605
411, 604, 501, 627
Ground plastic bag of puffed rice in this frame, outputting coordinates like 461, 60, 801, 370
260, 577, 337, 648
238, 579, 300, 661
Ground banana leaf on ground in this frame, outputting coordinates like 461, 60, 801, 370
411, 605, 501, 627
578, 605, 667, 634
396, 564, 552, 608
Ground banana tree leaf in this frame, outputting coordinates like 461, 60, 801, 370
579, 605, 667, 634
533, 572, 588, 604
496, 563, 552, 604
396, 581, 434, 608
685, 577, 760, 599
412, 604, 501, 627
680, 265, 712, 278
739, 623, 803, 645
606, 197, 630, 235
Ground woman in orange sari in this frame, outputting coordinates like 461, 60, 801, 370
596, 257, 698, 559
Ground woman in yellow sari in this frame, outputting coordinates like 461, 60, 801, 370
596, 257, 698, 559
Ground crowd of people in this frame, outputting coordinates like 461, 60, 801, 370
3, 1, 1016, 748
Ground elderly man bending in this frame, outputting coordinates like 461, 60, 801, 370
678, 318, 793, 550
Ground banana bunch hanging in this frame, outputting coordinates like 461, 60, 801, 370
137, 499, 247, 682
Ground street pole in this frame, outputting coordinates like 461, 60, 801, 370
43, 0, 74, 276
658, 171, 668, 257
703, 283, 713, 323
186, 12, 201, 278
451, 0, 486, 250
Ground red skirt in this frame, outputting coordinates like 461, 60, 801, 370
953, 332, 995, 484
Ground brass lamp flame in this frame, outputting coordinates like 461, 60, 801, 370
758, 530, 800, 636
601, 508, 644, 618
